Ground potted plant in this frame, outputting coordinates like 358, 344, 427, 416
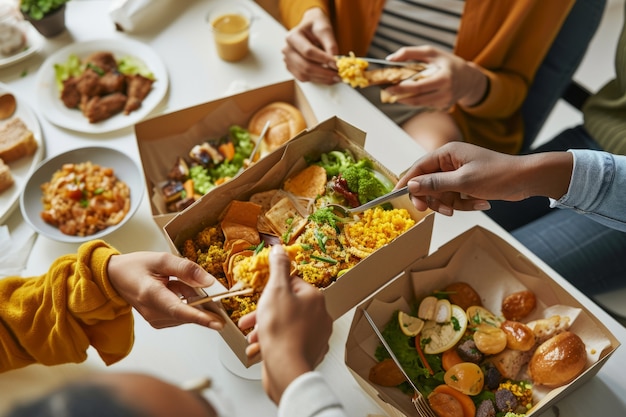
20, 0, 70, 38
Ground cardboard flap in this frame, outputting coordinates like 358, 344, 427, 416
346, 225, 619, 417
135, 80, 317, 228
325, 213, 433, 319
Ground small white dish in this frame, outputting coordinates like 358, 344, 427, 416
20, 146, 144, 243
35, 38, 169, 134
0, 82, 44, 224
0, 20, 44, 68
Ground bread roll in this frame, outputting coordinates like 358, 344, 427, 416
527, 314, 570, 345
0, 158, 14, 193
247, 102, 306, 153
501, 290, 536, 321
529, 331, 586, 387
0, 117, 37, 163
501, 320, 535, 351
445, 281, 482, 310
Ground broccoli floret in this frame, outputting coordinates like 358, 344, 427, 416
340, 159, 392, 204
315, 150, 355, 177
355, 174, 389, 204
189, 165, 216, 195
229, 125, 254, 157
209, 160, 239, 179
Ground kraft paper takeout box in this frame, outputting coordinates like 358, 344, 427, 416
163, 116, 434, 366
135, 79, 317, 229
345, 226, 620, 417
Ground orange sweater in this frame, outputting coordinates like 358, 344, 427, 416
279, 0, 574, 154
0, 240, 133, 372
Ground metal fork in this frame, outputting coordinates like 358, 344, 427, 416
363, 310, 437, 417
336, 55, 424, 68
324, 186, 409, 217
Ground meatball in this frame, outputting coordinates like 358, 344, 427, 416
456, 338, 484, 363
476, 399, 496, 417
495, 388, 518, 413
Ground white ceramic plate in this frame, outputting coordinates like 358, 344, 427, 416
35, 38, 169, 134
0, 22, 44, 68
20, 146, 144, 243
0, 82, 44, 224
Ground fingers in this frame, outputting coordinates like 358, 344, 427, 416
386, 45, 437, 63
146, 298, 225, 330
408, 187, 491, 216
238, 310, 257, 332
282, 15, 340, 85
265, 245, 291, 291
396, 152, 447, 187
282, 47, 339, 84
152, 252, 216, 288
245, 342, 260, 359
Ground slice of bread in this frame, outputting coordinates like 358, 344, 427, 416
0, 158, 14, 193
0, 117, 38, 163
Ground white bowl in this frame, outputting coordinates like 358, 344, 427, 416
20, 147, 144, 243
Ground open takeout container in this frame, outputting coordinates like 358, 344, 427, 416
345, 226, 620, 416
163, 116, 434, 366
135, 79, 317, 229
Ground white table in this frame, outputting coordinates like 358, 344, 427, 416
1, 1, 624, 416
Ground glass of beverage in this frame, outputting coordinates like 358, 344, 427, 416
207, 2, 253, 62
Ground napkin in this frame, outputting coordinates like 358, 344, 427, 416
0, 223, 36, 277
109, 0, 176, 33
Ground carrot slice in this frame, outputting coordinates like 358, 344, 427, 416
441, 348, 463, 371
183, 179, 194, 198
433, 384, 476, 417
219, 142, 235, 161
415, 339, 434, 376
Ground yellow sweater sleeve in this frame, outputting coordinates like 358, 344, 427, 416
0, 240, 133, 372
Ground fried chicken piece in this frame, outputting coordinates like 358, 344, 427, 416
82, 92, 128, 123
76, 68, 103, 97
85, 51, 118, 73
60, 77, 81, 109
99, 71, 126, 94
124, 74, 154, 114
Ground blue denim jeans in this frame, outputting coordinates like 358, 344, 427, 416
520, 0, 606, 151
513, 209, 626, 297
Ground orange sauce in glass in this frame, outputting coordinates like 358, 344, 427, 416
211, 13, 250, 62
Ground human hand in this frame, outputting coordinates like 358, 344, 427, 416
282, 7, 341, 84
383, 46, 488, 109
396, 142, 533, 216
238, 245, 332, 404
107, 252, 225, 330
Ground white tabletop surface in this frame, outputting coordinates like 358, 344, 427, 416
0, 1, 624, 416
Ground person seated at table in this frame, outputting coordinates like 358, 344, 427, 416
278, 0, 575, 153
0, 239, 226, 372
448, 0, 626, 297
3, 245, 346, 417
395, 141, 626, 296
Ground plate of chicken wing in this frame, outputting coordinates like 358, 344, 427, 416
35, 38, 169, 134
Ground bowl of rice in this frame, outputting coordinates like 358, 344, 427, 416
20, 146, 144, 243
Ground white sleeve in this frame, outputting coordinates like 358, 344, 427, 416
278, 371, 348, 417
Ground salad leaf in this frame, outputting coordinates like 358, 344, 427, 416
53, 54, 83, 89
118, 55, 155, 79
